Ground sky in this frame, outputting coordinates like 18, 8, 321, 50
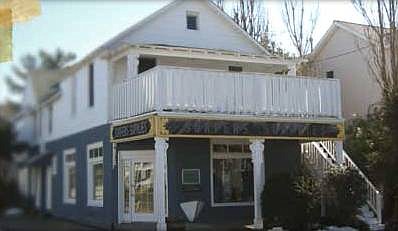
0, 0, 366, 103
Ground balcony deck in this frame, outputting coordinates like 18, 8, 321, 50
111, 66, 342, 121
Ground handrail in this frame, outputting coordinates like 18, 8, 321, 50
314, 141, 383, 224
319, 141, 337, 161
342, 149, 383, 223
342, 150, 379, 193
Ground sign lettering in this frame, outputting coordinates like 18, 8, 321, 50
112, 119, 151, 140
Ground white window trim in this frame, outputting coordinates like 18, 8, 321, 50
182, 169, 201, 185
52, 155, 57, 175
63, 148, 76, 204
210, 140, 254, 207
86, 141, 104, 207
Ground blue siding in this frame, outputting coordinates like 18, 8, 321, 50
167, 138, 301, 223
42, 129, 300, 227
167, 138, 253, 223
45, 124, 115, 229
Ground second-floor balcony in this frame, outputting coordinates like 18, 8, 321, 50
111, 65, 342, 121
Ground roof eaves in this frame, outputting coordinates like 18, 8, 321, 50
62, 0, 276, 75
309, 22, 339, 59
62, 0, 181, 75
101, 0, 181, 49
334, 21, 368, 41
206, 0, 272, 56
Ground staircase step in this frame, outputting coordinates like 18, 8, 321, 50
369, 223, 385, 231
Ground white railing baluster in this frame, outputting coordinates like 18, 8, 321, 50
305, 141, 384, 224
111, 66, 341, 121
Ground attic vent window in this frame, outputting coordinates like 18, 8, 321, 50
326, 71, 334, 79
186, 12, 198, 30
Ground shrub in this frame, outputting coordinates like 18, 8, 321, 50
262, 164, 321, 230
0, 176, 33, 214
323, 167, 367, 226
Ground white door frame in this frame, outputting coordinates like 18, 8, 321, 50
35, 167, 42, 209
118, 150, 156, 223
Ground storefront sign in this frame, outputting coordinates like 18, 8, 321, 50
164, 118, 341, 139
112, 119, 151, 140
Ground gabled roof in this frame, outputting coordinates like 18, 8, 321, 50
102, 0, 271, 55
310, 20, 369, 59
67, 0, 273, 72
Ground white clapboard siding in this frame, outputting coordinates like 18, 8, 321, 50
112, 66, 342, 120
121, 0, 264, 55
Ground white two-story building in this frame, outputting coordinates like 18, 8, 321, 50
13, 1, 382, 230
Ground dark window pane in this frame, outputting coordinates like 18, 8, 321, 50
187, 15, 197, 30
243, 144, 250, 153
213, 158, 253, 203
68, 166, 76, 199
88, 63, 94, 107
93, 163, 103, 201
48, 104, 53, 133
229, 144, 243, 153
66, 154, 75, 162
213, 144, 227, 153
138, 57, 156, 74
326, 71, 334, 79
228, 66, 243, 72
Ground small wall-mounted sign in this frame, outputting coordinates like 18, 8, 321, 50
182, 169, 201, 185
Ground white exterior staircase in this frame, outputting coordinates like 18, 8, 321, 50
301, 141, 384, 230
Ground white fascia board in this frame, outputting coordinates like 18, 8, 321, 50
108, 44, 289, 66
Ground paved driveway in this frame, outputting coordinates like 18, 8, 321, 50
0, 216, 99, 231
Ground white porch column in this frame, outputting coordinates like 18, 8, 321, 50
335, 140, 344, 165
154, 137, 168, 231
250, 139, 265, 229
127, 53, 139, 78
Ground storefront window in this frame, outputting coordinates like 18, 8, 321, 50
212, 142, 254, 205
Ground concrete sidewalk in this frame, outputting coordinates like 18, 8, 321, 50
0, 215, 99, 231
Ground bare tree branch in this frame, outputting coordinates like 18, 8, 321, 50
4, 49, 76, 101
352, 0, 398, 226
282, 0, 319, 57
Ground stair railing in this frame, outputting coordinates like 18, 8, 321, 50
317, 141, 383, 224
301, 142, 335, 177
341, 149, 383, 224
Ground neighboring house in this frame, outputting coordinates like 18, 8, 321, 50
12, 2, 381, 230
309, 20, 382, 119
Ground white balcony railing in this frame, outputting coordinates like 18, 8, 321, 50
112, 66, 342, 121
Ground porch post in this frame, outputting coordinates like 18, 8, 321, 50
127, 53, 139, 78
250, 139, 265, 229
154, 137, 168, 231
335, 140, 344, 165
